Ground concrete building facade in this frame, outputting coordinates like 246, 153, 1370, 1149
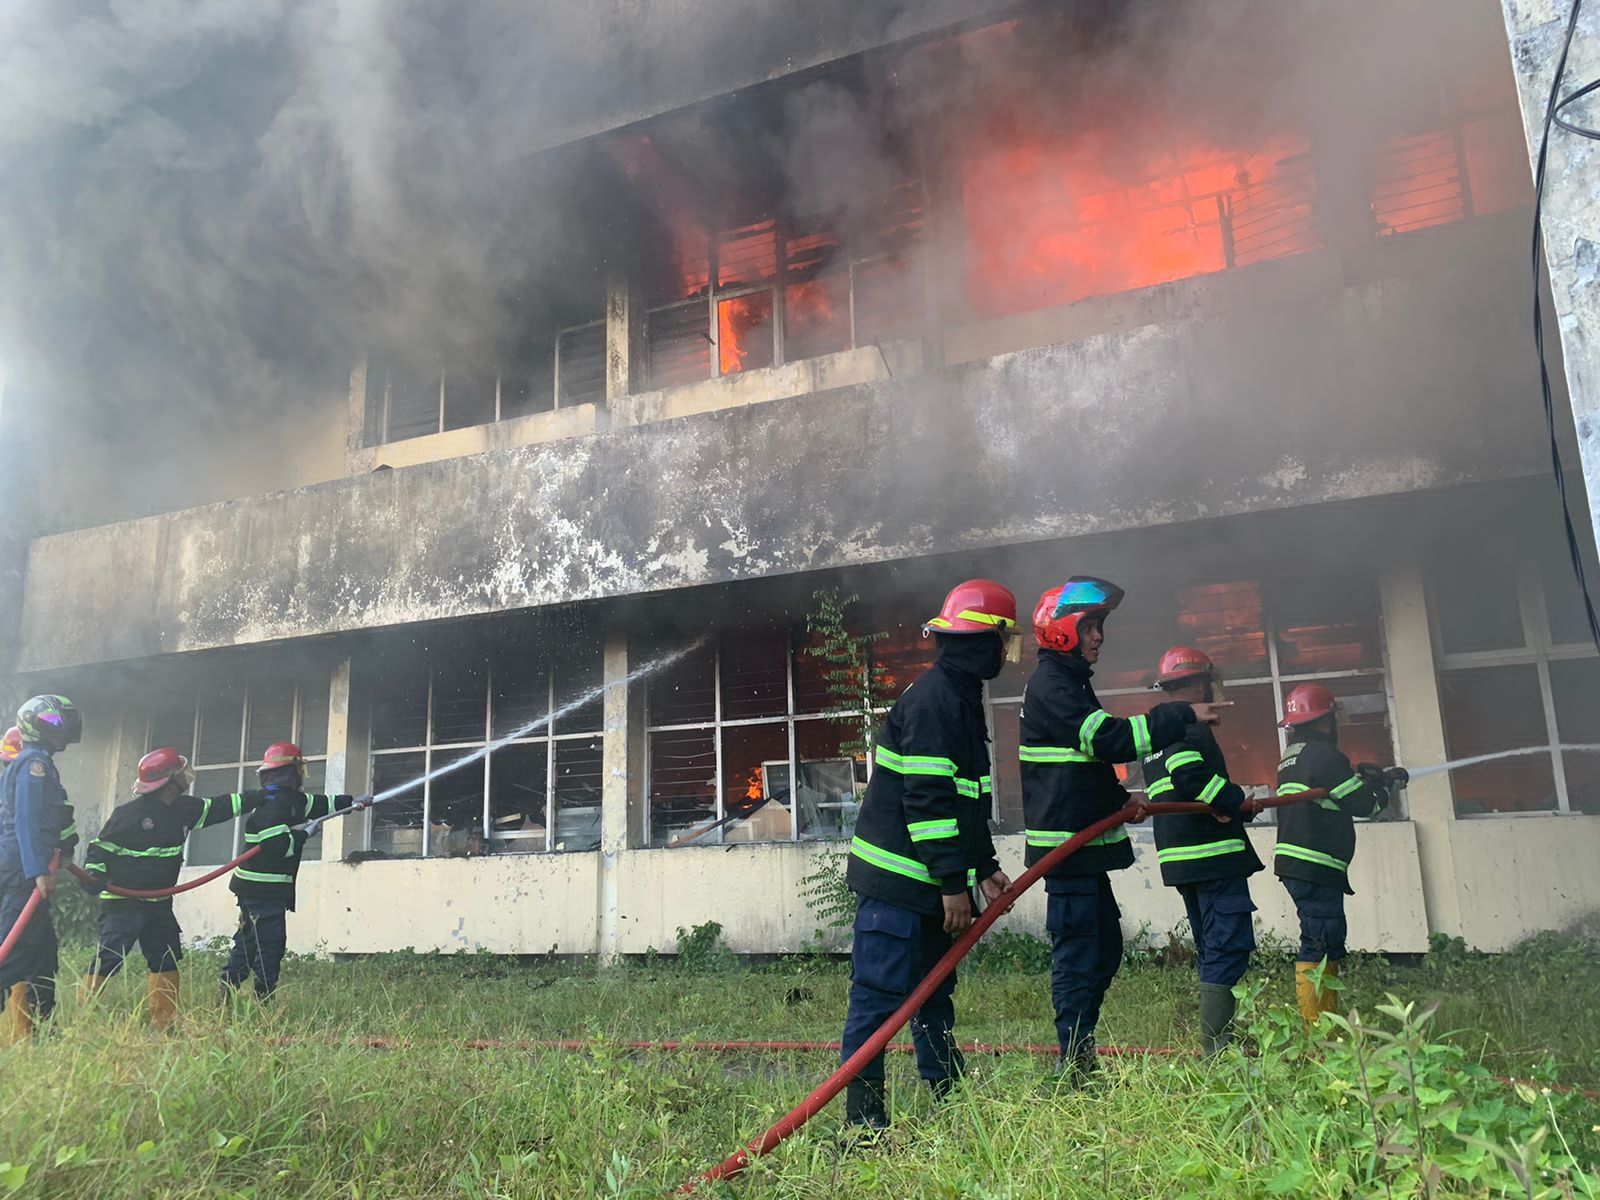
5, 0, 1598, 958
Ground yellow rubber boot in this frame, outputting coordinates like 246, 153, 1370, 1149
4, 983, 33, 1046
1294, 962, 1322, 1029
77, 975, 108, 1006
148, 971, 180, 1032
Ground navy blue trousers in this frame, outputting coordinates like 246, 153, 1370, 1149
221, 900, 289, 998
0, 887, 56, 1019
1178, 877, 1256, 986
1047, 874, 1122, 1057
1282, 878, 1348, 963
840, 896, 963, 1084
94, 899, 183, 976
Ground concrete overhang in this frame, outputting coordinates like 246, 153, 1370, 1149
15, 218, 1549, 672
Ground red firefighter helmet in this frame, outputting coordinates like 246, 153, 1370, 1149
1280, 683, 1337, 728
258, 742, 305, 776
134, 747, 190, 795
1033, 576, 1125, 653
922, 579, 1018, 636
0, 727, 21, 763
1155, 646, 1215, 688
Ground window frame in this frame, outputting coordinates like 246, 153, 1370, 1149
1432, 563, 1600, 818
360, 654, 603, 857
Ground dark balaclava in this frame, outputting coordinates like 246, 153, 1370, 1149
935, 632, 1005, 681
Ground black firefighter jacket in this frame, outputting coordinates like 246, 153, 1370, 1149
1020, 650, 1194, 883
1274, 731, 1389, 895
86, 791, 264, 903
847, 660, 1001, 916
1147, 722, 1263, 887
231, 786, 358, 910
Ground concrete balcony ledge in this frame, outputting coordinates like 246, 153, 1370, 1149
349, 403, 603, 475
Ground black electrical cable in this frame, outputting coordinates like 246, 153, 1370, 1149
1531, 0, 1600, 653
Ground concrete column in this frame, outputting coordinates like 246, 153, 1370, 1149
597, 629, 631, 963
344, 357, 370, 476
1499, 3, 1600, 561
1380, 562, 1462, 939
604, 274, 646, 406
319, 658, 355, 861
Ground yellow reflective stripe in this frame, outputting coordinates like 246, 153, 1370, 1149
1166, 750, 1205, 770
1024, 827, 1130, 849
101, 892, 166, 903
1079, 710, 1110, 756
1157, 839, 1247, 864
244, 824, 292, 845
1276, 843, 1348, 872
849, 837, 935, 885
873, 747, 957, 777
955, 779, 982, 798
196, 796, 212, 828
927, 610, 1016, 630
907, 819, 959, 842
1197, 775, 1228, 806
1277, 782, 1311, 794
1330, 775, 1365, 800
1130, 715, 1152, 759
1146, 777, 1176, 798
234, 868, 295, 885
57, 823, 77, 840
92, 840, 182, 858
1019, 746, 1094, 764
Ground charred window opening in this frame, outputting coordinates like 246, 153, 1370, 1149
146, 670, 331, 867
1429, 533, 1600, 817
363, 627, 603, 858
988, 573, 1394, 832
642, 617, 933, 848
364, 314, 605, 447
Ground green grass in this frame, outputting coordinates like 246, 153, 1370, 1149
0, 935, 1595, 1198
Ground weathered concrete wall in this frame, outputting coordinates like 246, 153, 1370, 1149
15, 219, 1546, 673
170, 824, 1431, 955
1499, 2, 1600, 607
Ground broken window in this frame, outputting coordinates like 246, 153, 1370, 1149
361, 629, 604, 857
643, 622, 920, 847
365, 316, 606, 447
1429, 533, 1600, 817
146, 670, 332, 867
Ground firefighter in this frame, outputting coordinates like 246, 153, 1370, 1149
1145, 647, 1260, 1055
1274, 683, 1407, 1027
1021, 580, 1225, 1082
0, 696, 82, 1043
1, 727, 76, 863
222, 742, 369, 1001
839, 579, 1018, 1130
81, 747, 267, 1029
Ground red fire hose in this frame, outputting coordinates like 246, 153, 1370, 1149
63, 846, 262, 899
0, 850, 61, 967
677, 791, 1325, 1194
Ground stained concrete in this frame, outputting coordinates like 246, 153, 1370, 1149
16, 215, 1547, 672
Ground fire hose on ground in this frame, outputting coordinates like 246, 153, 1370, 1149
676, 789, 1326, 1194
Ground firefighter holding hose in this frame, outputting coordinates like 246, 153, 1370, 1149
0, 696, 83, 1043
222, 742, 369, 1001
839, 579, 1018, 1130
1145, 647, 1260, 1055
80, 747, 268, 1029
1, 726, 76, 863
1274, 683, 1407, 1027
1021, 580, 1225, 1083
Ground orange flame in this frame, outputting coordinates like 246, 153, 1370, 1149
744, 768, 764, 803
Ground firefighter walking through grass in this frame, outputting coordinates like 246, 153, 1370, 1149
223, 742, 369, 1001
1145, 647, 1260, 1055
839, 580, 1017, 1129
81, 747, 266, 1029
1274, 683, 1407, 1027
0, 696, 83, 1043
1020, 580, 1225, 1082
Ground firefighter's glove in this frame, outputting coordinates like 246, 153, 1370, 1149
1357, 762, 1387, 786
1383, 767, 1410, 789
353, 794, 375, 809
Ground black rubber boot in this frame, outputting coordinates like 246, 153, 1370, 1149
1198, 983, 1237, 1056
1052, 1036, 1098, 1088
927, 1043, 967, 1102
844, 1078, 889, 1130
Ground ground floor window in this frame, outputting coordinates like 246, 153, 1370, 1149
146, 671, 331, 867
362, 631, 603, 857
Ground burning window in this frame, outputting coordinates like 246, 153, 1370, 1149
147, 669, 332, 867
363, 627, 603, 857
